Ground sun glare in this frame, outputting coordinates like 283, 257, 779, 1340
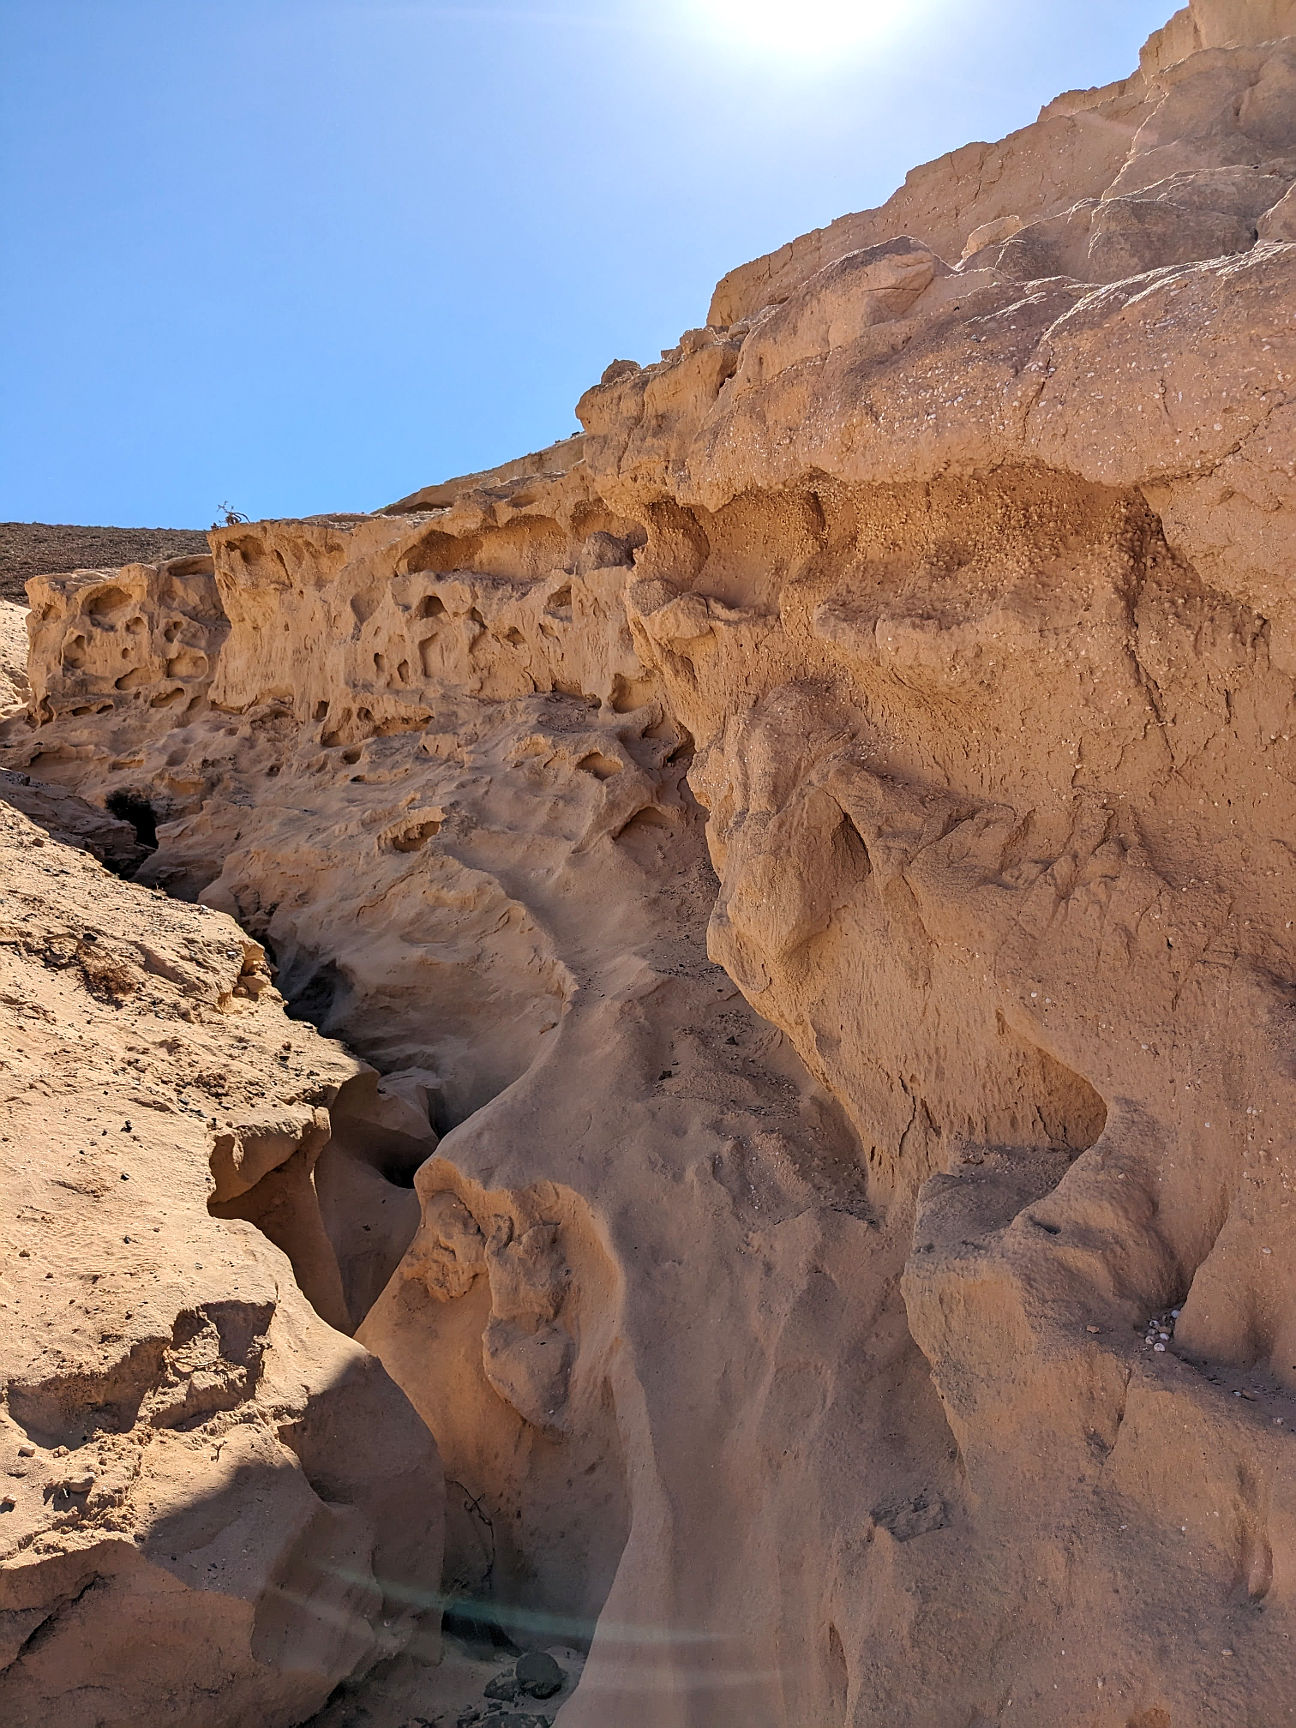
692, 0, 900, 58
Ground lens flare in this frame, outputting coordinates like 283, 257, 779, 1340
692, 0, 897, 57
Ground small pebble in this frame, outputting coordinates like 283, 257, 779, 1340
17, 1445, 34, 1458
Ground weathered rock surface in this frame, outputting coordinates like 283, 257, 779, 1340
0, 606, 29, 718
0, 800, 444, 1728
0, 769, 148, 874
5, 2, 1296, 1725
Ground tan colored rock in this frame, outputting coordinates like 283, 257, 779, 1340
0, 605, 28, 716
0, 802, 443, 1728
0, 770, 147, 873
1258, 178, 1296, 233
710, 0, 1296, 328
1193, 0, 1296, 45
958, 212, 1022, 261
5, 4, 1296, 1727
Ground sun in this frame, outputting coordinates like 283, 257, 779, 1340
690, 0, 897, 57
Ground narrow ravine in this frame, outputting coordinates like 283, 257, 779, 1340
8, 11, 1296, 1715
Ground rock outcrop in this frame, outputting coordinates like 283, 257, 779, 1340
0, 605, 29, 717
5, 3, 1296, 1724
0, 799, 444, 1728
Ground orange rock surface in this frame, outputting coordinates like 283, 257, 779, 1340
5, 4, 1296, 1723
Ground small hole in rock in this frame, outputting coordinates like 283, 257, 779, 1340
577, 752, 622, 780
105, 791, 159, 849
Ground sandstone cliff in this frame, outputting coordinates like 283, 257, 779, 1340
0, 795, 444, 1728
5, 3, 1296, 1724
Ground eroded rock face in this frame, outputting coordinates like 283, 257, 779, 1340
0, 606, 29, 718
0, 803, 443, 1728
6, 2, 1296, 1725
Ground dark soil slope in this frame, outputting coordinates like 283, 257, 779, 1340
0, 522, 210, 602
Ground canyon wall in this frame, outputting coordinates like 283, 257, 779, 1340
6, 3, 1296, 1724
0, 794, 445, 1728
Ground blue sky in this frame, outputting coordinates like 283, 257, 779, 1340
1, 0, 1172, 526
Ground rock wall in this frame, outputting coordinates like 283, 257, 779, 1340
5, 2, 1296, 1724
0, 799, 444, 1728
